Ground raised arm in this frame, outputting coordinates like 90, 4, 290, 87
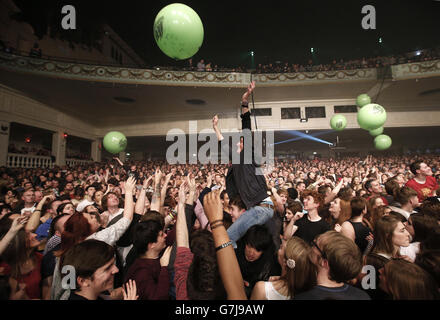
0, 216, 29, 255
25, 195, 53, 232
325, 178, 344, 204
212, 114, 224, 142
203, 189, 246, 300
176, 181, 189, 248
113, 156, 124, 167
123, 176, 136, 222
150, 168, 163, 213
160, 172, 173, 208
134, 176, 152, 215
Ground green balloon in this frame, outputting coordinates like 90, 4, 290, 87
374, 134, 392, 150
369, 127, 384, 136
153, 3, 204, 60
356, 94, 371, 108
103, 131, 127, 154
357, 103, 387, 130
330, 114, 347, 131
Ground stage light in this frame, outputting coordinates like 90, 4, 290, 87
25, 137, 31, 143
311, 47, 314, 53
378, 37, 383, 43
300, 118, 308, 123
273, 130, 334, 146
250, 51, 254, 56
63, 133, 68, 138
416, 51, 421, 56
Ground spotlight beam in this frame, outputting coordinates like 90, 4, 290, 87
273, 130, 334, 146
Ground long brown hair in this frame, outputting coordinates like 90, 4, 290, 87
372, 216, 400, 256
281, 237, 317, 298
384, 258, 439, 300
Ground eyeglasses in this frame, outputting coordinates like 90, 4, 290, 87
311, 239, 327, 260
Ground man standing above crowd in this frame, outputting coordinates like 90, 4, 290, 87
406, 160, 439, 202
212, 81, 274, 247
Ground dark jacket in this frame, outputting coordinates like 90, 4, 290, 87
222, 109, 268, 210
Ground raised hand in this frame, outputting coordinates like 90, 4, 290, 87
203, 189, 223, 223
242, 81, 256, 103
125, 176, 136, 194
178, 181, 188, 204
212, 114, 219, 127
122, 280, 138, 300
10, 216, 29, 233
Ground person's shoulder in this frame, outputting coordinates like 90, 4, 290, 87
427, 176, 437, 184
347, 285, 371, 300
293, 286, 320, 300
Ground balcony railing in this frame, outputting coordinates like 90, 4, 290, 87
7, 153, 53, 168
7, 153, 93, 168
65, 158, 94, 167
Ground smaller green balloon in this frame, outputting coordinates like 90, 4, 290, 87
374, 134, 392, 150
369, 127, 384, 136
330, 114, 347, 131
103, 131, 127, 154
356, 94, 371, 108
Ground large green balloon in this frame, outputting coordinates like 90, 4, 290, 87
369, 127, 384, 136
357, 103, 387, 130
330, 114, 347, 131
356, 94, 371, 108
153, 3, 204, 60
103, 131, 127, 154
374, 134, 392, 150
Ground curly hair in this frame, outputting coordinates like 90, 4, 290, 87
187, 230, 225, 300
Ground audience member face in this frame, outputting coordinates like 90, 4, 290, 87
106, 193, 119, 208
370, 180, 383, 194
87, 187, 96, 197
284, 208, 294, 221
83, 211, 101, 232
244, 244, 263, 262
84, 257, 119, 295
22, 190, 35, 205
55, 215, 70, 236
405, 217, 415, 238
34, 190, 43, 203
27, 232, 41, 248
374, 197, 385, 208
418, 162, 432, 177
297, 183, 306, 193
329, 198, 341, 219
303, 195, 319, 212
93, 190, 103, 203
392, 221, 411, 248
63, 203, 75, 215
230, 204, 244, 222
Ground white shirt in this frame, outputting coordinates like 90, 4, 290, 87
87, 216, 131, 247
264, 281, 290, 300
21, 204, 36, 215
107, 208, 124, 224
400, 242, 420, 262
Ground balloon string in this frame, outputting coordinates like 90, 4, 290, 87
250, 73, 258, 131
374, 67, 387, 104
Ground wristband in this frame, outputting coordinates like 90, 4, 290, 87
210, 222, 224, 230
215, 240, 233, 252
209, 219, 223, 227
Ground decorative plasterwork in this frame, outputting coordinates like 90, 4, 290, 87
391, 59, 440, 79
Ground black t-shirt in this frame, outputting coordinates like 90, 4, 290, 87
294, 284, 371, 300
294, 215, 331, 244
68, 292, 105, 300
41, 243, 61, 279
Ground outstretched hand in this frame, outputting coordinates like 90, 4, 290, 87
212, 114, 219, 127
122, 280, 138, 300
203, 189, 223, 223
242, 81, 256, 103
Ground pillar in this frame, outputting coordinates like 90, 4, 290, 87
91, 139, 101, 162
0, 120, 10, 166
52, 131, 66, 166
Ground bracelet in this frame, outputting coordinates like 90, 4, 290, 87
215, 240, 233, 252
209, 219, 223, 227
210, 222, 224, 230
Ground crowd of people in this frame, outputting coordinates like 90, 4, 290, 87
0, 83, 439, 301
254, 48, 440, 74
